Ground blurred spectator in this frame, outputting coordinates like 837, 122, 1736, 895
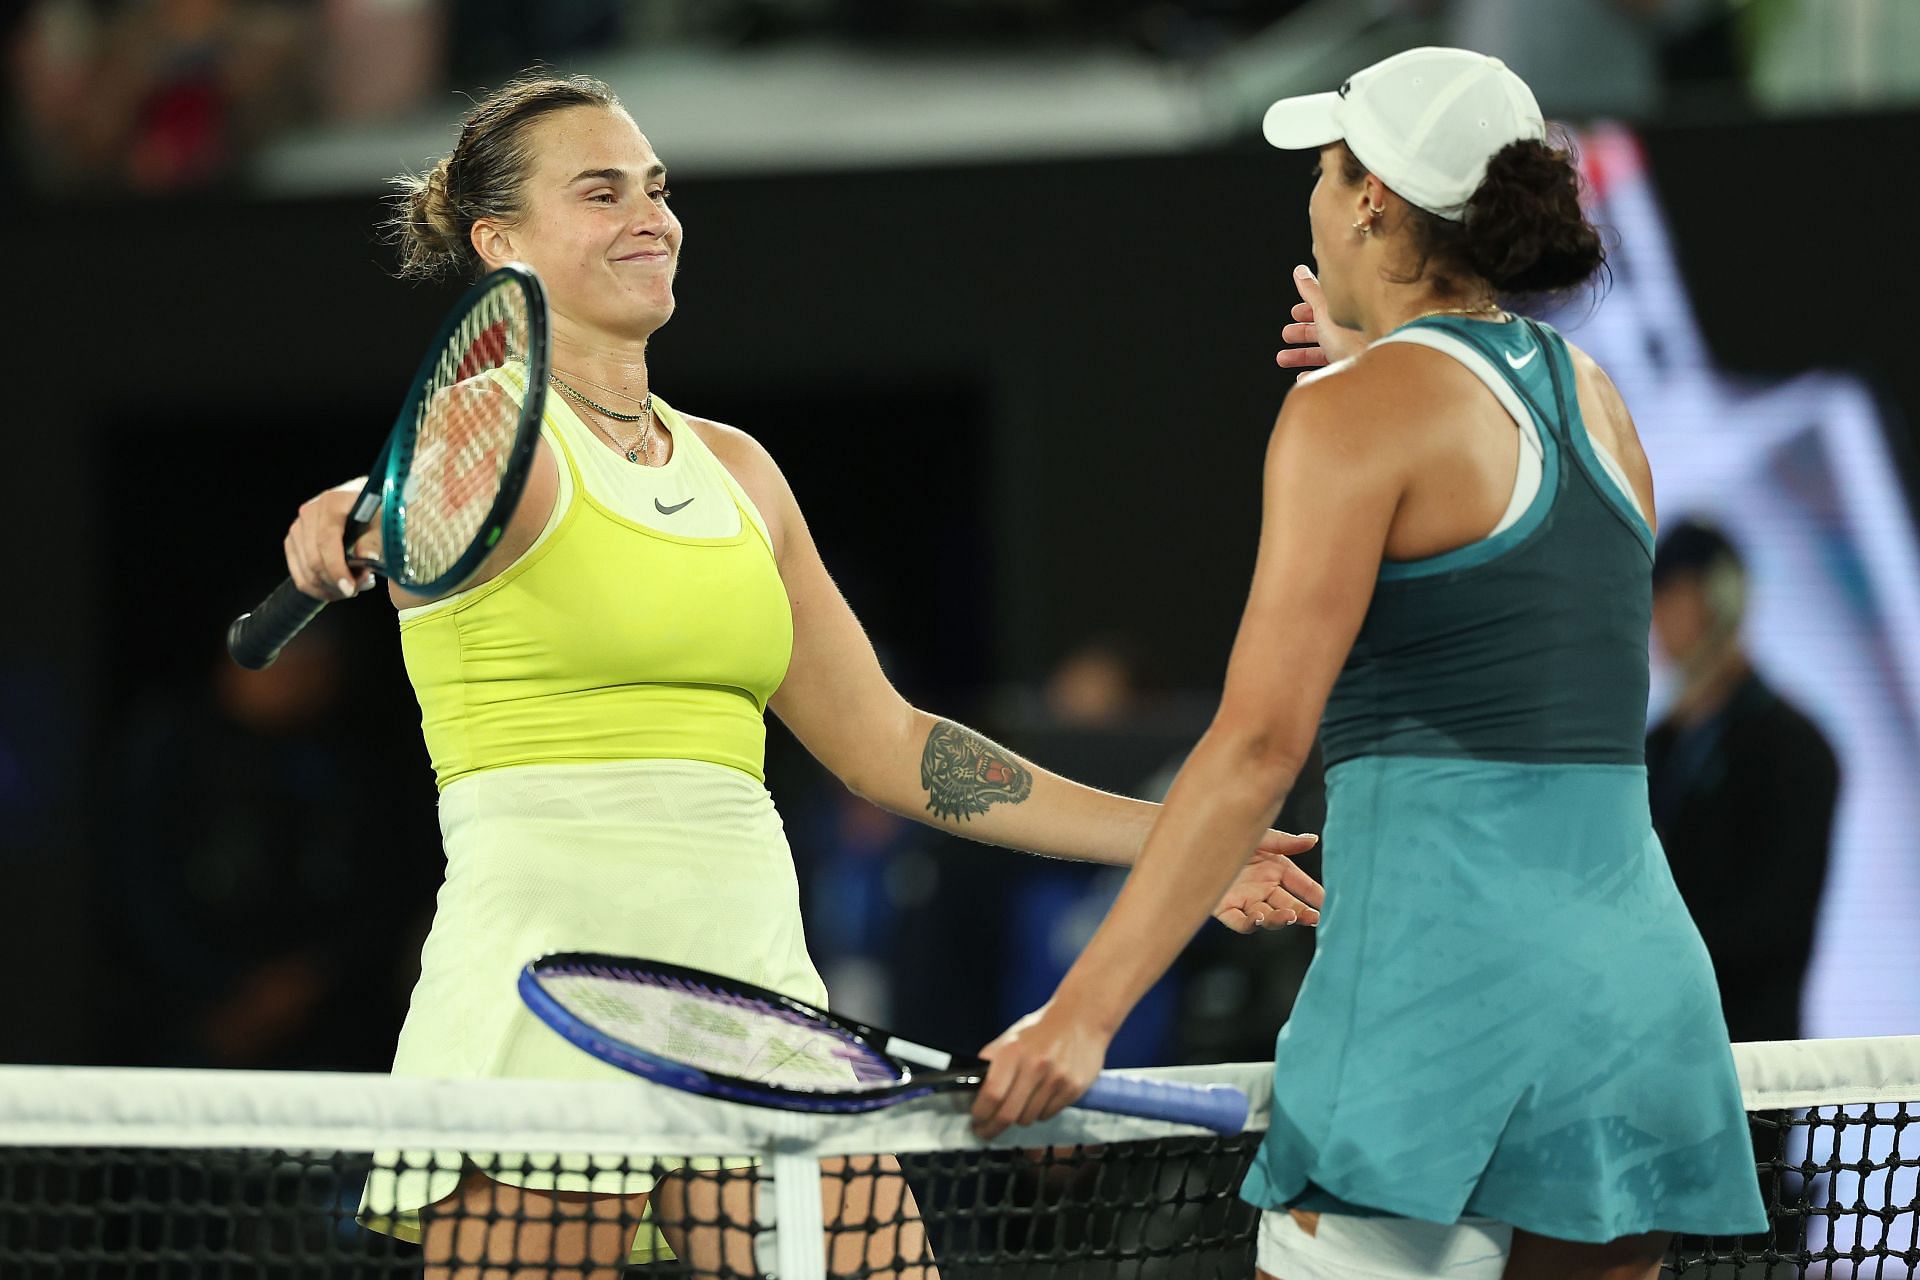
1041, 634, 1150, 728
1647, 520, 1839, 1043
1004, 638, 1178, 1065
801, 786, 921, 1028
977, 636, 1329, 1065
318, 0, 443, 124
11, 0, 312, 193
103, 618, 422, 1070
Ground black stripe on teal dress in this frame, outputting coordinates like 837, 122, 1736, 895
1240, 316, 1767, 1242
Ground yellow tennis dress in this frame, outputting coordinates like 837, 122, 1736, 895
362, 390, 827, 1253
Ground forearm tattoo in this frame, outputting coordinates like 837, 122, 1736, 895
919, 719, 1034, 822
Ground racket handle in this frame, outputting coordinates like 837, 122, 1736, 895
1076, 1074, 1250, 1135
227, 577, 328, 670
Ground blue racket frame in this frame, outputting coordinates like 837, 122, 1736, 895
519, 953, 1249, 1134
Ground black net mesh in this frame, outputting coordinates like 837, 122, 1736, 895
1670, 1102, 1920, 1278
2, 1087, 1914, 1277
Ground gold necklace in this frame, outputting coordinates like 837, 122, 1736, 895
550, 376, 656, 464
1401, 301, 1508, 326
552, 365, 649, 406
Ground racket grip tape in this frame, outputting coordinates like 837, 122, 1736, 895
226, 577, 329, 670
1077, 1074, 1250, 1135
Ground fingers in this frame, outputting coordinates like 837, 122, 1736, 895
1277, 859, 1327, 909
285, 487, 371, 600
1276, 347, 1332, 369
1277, 266, 1334, 376
1018, 1073, 1074, 1128
1293, 264, 1327, 311
1260, 886, 1318, 926
972, 1052, 1087, 1137
971, 1055, 1031, 1140
1257, 830, 1320, 857
1215, 884, 1299, 931
1232, 903, 1297, 930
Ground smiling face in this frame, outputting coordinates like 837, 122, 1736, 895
471, 105, 681, 344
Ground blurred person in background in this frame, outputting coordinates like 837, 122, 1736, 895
1647, 519, 1838, 1043
105, 616, 421, 1071
10, 0, 310, 193
1040, 634, 1150, 728
1005, 638, 1178, 1068
1003, 636, 1330, 1069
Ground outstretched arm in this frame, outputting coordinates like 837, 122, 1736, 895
724, 432, 1320, 922
969, 370, 1407, 1136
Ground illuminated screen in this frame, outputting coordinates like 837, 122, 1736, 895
1556, 126, 1920, 1265
1556, 126, 1920, 1039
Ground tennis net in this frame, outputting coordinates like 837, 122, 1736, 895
0, 1038, 1913, 1278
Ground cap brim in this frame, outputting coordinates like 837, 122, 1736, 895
1262, 92, 1343, 150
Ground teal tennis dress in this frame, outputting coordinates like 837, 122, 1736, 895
1240, 316, 1768, 1243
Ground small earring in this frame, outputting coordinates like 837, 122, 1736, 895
1352, 217, 1374, 235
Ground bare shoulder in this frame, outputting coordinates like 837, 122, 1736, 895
1564, 340, 1628, 411
1279, 340, 1469, 450
1352, 336, 1485, 394
683, 414, 778, 476
1563, 339, 1658, 527
1259, 353, 1439, 508
677, 412, 795, 549
1562, 338, 1637, 440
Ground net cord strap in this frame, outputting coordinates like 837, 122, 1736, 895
11, 1044, 1920, 1157
0, 1061, 1269, 1158
1731, 1035, 1920, 1110
2, 1039, 1915, 1275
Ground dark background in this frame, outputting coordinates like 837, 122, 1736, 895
3, 108, 1916, 1068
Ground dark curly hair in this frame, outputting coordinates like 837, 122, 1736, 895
1344, 133, 1608, 300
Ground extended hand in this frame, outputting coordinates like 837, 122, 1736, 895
971, 1002, 1112, 1139
1276, 265, 1367, 379
1214, 830, 1323, 932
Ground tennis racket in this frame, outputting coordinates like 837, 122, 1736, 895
519, 953, 1249, 1135
227, 263, 550, 670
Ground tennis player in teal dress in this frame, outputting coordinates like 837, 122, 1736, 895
971, 48, 1766, 1280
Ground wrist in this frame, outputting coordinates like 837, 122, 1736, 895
1053, 965, 1129, 1039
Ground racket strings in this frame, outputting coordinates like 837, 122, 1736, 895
540, 972, 889, 1091
393, 282, 536, 585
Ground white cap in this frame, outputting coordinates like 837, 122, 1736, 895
1262, 47, 1546, 222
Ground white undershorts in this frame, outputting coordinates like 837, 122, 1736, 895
1256, 1208, 1514, 1280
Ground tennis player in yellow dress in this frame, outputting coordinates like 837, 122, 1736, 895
278, 73, 1323, 1279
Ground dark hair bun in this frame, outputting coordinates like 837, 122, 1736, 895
1461, 139, 1605, 295
393, 156, 470, 281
